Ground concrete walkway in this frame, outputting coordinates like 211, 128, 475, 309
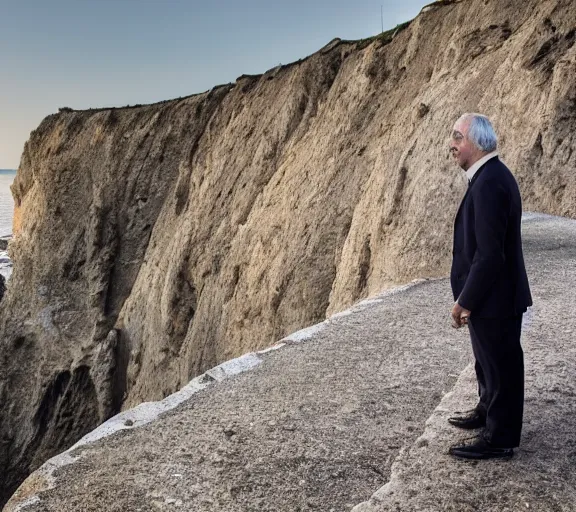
5, 213, 576, 512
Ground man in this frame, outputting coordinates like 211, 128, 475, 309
448, 113, 532, 460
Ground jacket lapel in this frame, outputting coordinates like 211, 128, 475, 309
453, 159, 494, 224
454, 186, 470, 224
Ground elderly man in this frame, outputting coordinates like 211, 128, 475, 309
448, 113, 532, 460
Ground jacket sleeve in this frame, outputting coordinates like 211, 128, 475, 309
457, 177, 510, 312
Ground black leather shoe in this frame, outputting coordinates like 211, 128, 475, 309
448, 409, 486, 429
449, 437, 514, 460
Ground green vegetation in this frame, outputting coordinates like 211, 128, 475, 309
355, 21, 412, 51
422, 0, 463, 9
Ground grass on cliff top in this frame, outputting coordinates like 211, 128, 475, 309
355, 21, 412, 50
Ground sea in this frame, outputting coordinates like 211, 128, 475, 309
0, 169, 16, 280
0, 170, 15, 235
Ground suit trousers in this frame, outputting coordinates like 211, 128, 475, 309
468, 314, 524, 448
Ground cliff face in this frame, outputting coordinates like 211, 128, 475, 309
1, 0, 575, 503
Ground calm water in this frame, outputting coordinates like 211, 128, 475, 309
0, 170, 15, 236
0, 170, 15, 280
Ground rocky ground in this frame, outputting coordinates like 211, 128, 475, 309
6, 213, 576, 512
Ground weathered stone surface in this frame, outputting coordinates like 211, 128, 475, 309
1, 0, 575, 504
5, 214, 575, 511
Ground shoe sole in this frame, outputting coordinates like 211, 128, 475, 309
448, 450, 514, 460
448, 421, 486, 430
447, 420, 486, 430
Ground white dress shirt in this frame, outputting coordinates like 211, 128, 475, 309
466, 151, 499, 182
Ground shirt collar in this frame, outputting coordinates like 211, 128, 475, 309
465, 151, 499, 182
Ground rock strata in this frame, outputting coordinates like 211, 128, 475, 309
1, 0, 576, 503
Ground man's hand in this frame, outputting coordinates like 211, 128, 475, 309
451, 302, 471, 329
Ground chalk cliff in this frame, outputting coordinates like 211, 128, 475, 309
1, 0, 575, 504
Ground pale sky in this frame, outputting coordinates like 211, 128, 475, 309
0, 0, 431, 168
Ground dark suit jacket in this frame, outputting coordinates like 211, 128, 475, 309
450, 156, 532, 318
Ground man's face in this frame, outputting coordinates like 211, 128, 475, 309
449, 118, 475, 171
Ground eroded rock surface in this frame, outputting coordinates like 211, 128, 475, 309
1, 0, 575, 504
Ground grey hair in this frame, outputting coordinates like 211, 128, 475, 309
460, 113, 498, 152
